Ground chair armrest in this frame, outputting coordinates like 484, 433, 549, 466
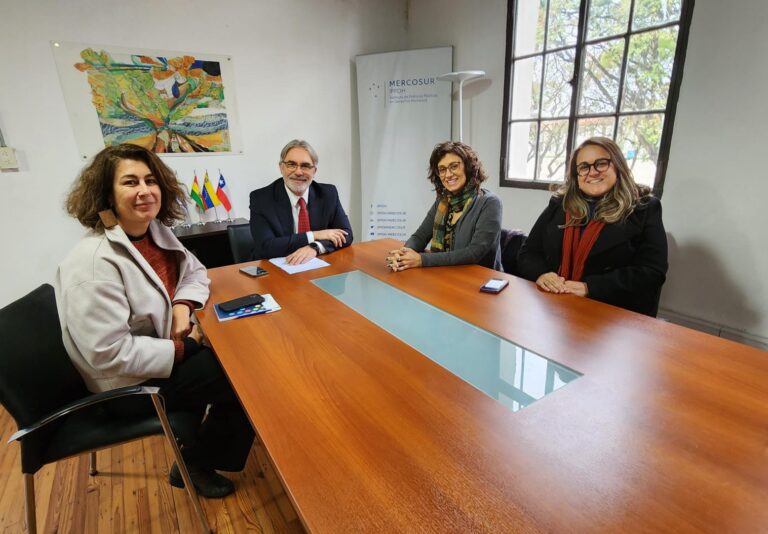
7, 385, 161, 444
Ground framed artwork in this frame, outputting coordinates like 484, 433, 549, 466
51, 41, 243, 159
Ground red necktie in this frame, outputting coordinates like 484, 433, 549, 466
297, 197, 310, 233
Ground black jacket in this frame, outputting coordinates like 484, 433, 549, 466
248, 178, 353, 260
517, 196, 668, 316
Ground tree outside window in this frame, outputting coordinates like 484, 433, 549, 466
501, 0, 694, 193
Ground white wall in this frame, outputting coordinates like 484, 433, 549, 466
406, 0, 768, 346
407, 0, 553, 231
2, 0, 766, 346
660, 0, 768, 344
0, 0, 407, 307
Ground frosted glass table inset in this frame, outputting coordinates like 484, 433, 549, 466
313, 270, 580, 412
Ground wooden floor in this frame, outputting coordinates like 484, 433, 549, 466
0, 406, 306, 533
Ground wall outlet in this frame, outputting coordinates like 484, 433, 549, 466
0, 147, 19, 169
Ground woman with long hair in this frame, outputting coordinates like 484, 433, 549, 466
517, 136, 668, 316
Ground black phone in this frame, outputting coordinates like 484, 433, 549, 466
240, 266, 268, 277
480, 278, 509, 294
218, 293, 265, 312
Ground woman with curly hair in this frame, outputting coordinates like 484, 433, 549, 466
55, 143, 253, 498
517, 136, 668, 316
386, 141, 502, 271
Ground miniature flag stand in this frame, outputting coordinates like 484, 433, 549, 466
202, 171, 222, 222
190, 171, 207, 225
216, 170, 234, 222
171, 172, 192, 229
176, 195, 192, 228
184, 169, 237, 225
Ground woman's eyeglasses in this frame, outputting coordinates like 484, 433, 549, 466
437, 161, 462, 177
576, 158, 611, 177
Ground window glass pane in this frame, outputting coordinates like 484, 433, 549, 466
547, 0, 580, 49
503, 0, 689, 189
633, 0, 682, 30
616, 113, 665, 187
622, 27, 678, 112
587, 0, 631, 40
511, 56, 543, 119
537, 120, 568, 181
515, 0, 547, 56
578, 39, 625, 114
541, 50, 574, 118
507, 121, 538, 180
575, 117, 616, 145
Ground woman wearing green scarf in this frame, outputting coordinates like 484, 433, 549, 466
387, 141, 502, 272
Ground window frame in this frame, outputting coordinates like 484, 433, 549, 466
499, 0, 695, 196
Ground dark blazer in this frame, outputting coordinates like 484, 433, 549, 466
249, 178, 353, 260
517, 196, 668, 316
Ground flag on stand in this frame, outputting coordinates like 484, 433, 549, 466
216, 172, 232, 212
176, 196, 191, 226
190, 173, 205, 211
202, 171, 220, 209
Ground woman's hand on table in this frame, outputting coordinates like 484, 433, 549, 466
563, 281, 588, 297
536, 272, 568, 293
386, 247, 422, 272
536, 273, 588, 297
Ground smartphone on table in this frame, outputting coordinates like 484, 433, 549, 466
480, 278, 509, 294
240, 266, 268, 277
218, 294, 265, 312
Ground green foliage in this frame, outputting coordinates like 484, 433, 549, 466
510, 0, 683, 179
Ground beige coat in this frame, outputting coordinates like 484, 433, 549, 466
55, 219, 210, 392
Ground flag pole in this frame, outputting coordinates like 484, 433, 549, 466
221, 168, 233, 222
197, 167, 205, 225
180, 201, 191, 228
203, 169, 221, 223
178, 181, 192, 228
191, 169, 207, 225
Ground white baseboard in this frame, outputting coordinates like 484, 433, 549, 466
658, 308, 768, 351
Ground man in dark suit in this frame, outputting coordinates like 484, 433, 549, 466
249, 139, 353, 264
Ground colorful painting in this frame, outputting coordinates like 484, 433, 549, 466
52, 42, 242, 158
75, 49, 230, 152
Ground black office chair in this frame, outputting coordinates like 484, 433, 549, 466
227, 222, 255, 263
0, 285, 212, 534
499, 228, 527, 276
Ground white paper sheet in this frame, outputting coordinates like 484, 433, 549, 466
269, 257, 331, 274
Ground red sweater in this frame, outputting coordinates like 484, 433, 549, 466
131, 234, 189, 357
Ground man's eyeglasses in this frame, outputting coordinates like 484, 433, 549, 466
437, 161, 462, 177
281, 161, 316, 172
576, 158, 611, 177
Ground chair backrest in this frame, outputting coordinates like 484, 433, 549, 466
500, 229, 527, 276
0, 284, 89, 429
227, 223, 255, 264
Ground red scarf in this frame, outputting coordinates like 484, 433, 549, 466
559, 213, 606, 281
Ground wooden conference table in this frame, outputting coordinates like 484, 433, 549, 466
196, 239, 768, 533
